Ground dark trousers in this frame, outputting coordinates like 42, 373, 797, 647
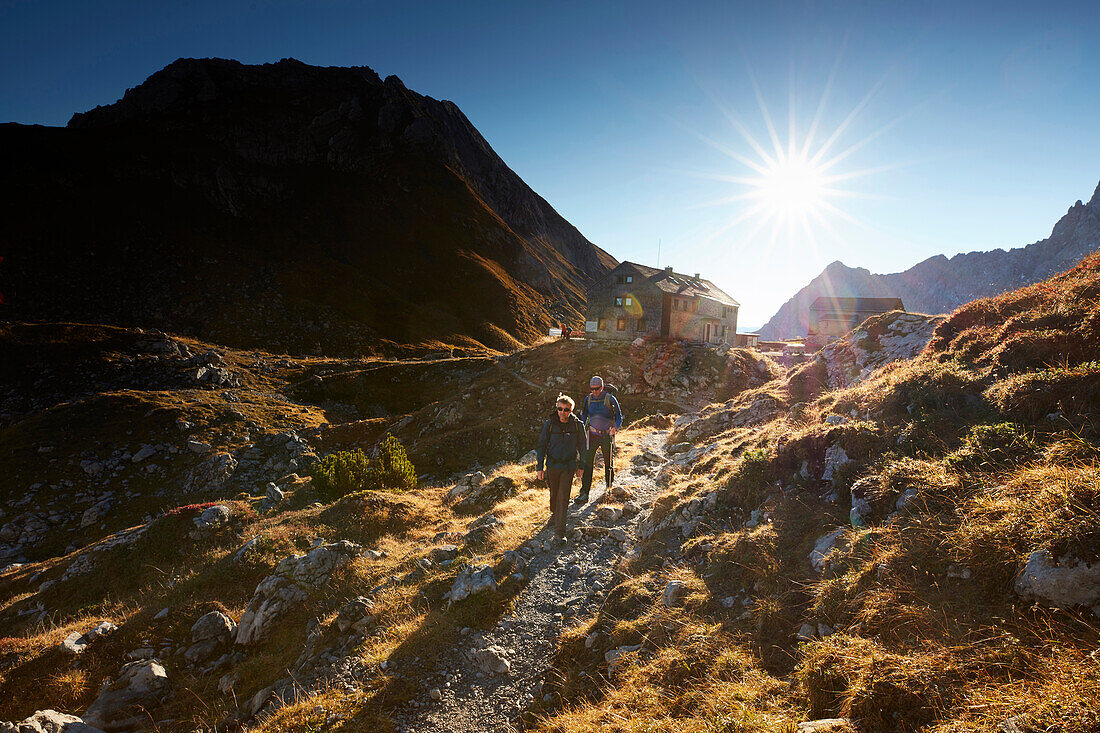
580, 432, 612, 496
546, 468, 574, 536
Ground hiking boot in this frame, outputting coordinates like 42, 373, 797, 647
573, 493, 589, 505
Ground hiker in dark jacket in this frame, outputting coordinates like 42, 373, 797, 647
577, 375, 623, 504
536, 394, 588, 538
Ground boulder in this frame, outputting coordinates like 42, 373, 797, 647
429, 545, 459, 563
453, 476, 518, 513
336, 596, 376, 633
447, 564, 496, 604
798, 720, 855, 733
80, 500, 112, 529
185, 611, 236, 663
82, 660, 168, 731
235, 541, 360, 645
596, 505, 623, 522
1014, 550, 1100, 608
463, 514, 505, 545
821, 444, 850, 483
192, 505, 230, 532
187, 440, 212, 454
59, 622, 117, 656
661, 580, 688, 607
0, 710, 105, 733
604, 643, 643, 673
809, 528, 847, 573
184, 452, 238, 493
131, 445, 156, 463
446, 471, 486, 501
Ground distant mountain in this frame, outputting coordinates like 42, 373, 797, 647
758, 182, 1100, 340
0, 58, 615, 355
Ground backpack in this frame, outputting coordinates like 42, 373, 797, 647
582, 384, 621, 421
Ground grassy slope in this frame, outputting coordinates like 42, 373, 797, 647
529, 254, 1100, 732
3, 255, 1097, 731
0, 324, 775, 729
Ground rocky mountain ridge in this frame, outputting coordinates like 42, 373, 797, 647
759, 180, 1100, 339
1, 58, 615, 354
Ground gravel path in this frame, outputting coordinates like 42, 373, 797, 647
389, 429, 669, 733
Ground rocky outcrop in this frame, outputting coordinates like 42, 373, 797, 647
59, 621, 117, 656
1014, 550, 1100, 609
81, 660, 169, 731
446, 563, 497, 604
235, 541, 361, 645
760, 181, 1100, 339
0, 710, 104, 733
815, 311, 947, 389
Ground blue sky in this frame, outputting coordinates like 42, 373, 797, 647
3, 0, 1099, 326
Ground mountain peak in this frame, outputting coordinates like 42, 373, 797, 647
5, 57, 615, 354
758, 182, 1100, 340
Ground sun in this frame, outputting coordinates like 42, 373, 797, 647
684, 65, 893, 250
755, 151, 828, 218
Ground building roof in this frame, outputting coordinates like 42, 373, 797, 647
810, 296, 904, 313
619, 261, 740, 307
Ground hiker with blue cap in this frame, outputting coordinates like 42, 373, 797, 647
576, 375, 623, 504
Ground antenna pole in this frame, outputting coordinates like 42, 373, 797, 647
657, 239, 661, 266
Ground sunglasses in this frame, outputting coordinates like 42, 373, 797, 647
556, 406, 571, 412
590, 386, 601, 391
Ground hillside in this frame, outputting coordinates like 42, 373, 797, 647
2, 253, 1099, 732
0, 58, 615, 355
759, 181, 1100, 339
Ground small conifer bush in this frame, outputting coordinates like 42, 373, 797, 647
311, 436, 417, 499
372, 434, 417, 491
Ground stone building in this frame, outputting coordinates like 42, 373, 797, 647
807, 296, 904, 348
585, 262, 739, 343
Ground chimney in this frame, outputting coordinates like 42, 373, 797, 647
694, 273, 700, 280
664, 266, 672, 274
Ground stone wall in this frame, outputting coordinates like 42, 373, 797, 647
586, 271, 663, 341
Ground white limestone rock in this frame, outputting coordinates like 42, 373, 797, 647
1015, 550, 1100, 608
810, 528, 848, 573
82, 660, 168, 731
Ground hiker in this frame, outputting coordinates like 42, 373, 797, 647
536, 394, 588, 538
577, 375, 623, 504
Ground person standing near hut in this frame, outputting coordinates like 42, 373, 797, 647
536, 394, 587, 539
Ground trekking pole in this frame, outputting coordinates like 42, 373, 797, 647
606, 433, 615, 488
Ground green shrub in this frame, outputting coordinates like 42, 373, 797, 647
311, 436, 417, 499
372, 434, 417, 491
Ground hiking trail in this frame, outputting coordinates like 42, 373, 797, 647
387, 428, 669, 733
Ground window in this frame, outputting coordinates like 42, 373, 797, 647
625, 297, 633, 306
626, 275, 633, 283
598, 318, 606, 330
637, 318, 647, 331
616, 318, 626, 331
615, 297, 623, 307
615, 275, 625, 284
